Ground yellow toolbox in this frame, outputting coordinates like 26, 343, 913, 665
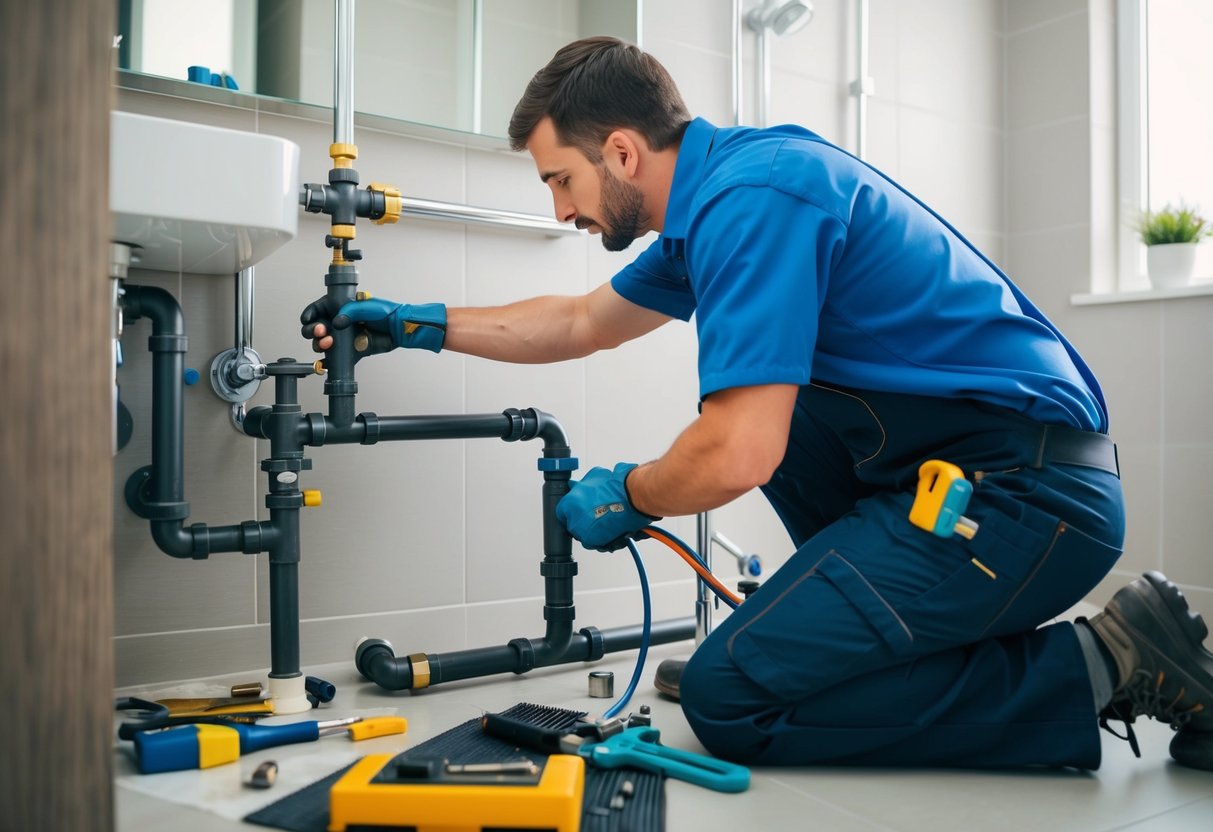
328, 752, 585, 832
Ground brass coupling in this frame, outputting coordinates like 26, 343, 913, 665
408, 653, 431, 689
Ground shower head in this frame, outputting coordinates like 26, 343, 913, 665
746, 0, 814, 37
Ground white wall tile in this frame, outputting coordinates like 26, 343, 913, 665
769, 70, 847, 146
898, 107, 1004, 236
643, 36, 734, 126
1006, 117, 1090, 233
1006, 10, 1089, 130
1161, 445, 1213, 588
645, 0, 734, 54
768, 0, 849, 86
1005, 226, 1092, 316
1004, 0, 1086, 35
1161, 295, 1213, 445
868, 0, 901, 103
897, 3, 1003, 128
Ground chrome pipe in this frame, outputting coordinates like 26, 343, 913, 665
855, 0, 871, 159
234, 267, 254, 351
732, 0, 744, 125
400, 196, 581, 237
695, 511, 714, 643
334, 0, 355, 145
471, 0, 484, 134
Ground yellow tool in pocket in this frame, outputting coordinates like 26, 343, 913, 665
908, 459, 979, 540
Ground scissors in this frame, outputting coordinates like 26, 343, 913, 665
578, 725, 750, 793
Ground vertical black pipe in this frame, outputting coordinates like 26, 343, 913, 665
125, 286, 186, 506
265, 366, 307, 681
323, 263, 359, 427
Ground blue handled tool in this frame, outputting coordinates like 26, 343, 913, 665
482, 712, 749, 792
579, 726, 750, 793
132, 715, 406, 774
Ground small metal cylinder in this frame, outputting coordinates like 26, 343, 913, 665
588, 670, 614, 698
230, 681, 264, 698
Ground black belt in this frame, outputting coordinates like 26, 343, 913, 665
1030, 425, 1119, 477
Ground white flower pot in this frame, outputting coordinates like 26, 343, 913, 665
1146, 243, 1198, 289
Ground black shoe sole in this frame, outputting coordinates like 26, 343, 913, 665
1107, 572, 1213, 728
1170, 727, 1213, 772
1141, 571, 1209, 644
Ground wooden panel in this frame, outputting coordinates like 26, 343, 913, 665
0, 1, 117, 829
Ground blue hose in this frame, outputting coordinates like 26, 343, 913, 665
602, 539, 652, 719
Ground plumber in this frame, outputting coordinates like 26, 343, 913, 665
305, 36, 1213, 772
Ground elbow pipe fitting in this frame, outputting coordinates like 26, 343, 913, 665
123, 285, 278, 561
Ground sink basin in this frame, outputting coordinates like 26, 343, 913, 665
110, 111, 300, 274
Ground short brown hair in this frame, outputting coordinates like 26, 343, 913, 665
508, 36, 691, 161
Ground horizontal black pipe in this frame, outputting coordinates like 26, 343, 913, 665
356, 616, 696, 691
246, 407, 572, 452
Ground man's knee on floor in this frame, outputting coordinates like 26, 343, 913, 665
678, 648, 772, 762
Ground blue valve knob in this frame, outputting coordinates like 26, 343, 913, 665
183, 368, 200, 386
745, 556, 762, 577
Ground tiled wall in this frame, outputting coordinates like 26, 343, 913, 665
1002, 0, 1213, 612
113, 0, 1011, 687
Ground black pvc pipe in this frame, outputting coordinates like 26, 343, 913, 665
356, 617, 697, 691
123, 285, 274, 560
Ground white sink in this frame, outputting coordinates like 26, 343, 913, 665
110, 111, 300, 274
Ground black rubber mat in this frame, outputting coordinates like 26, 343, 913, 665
244, 702, 664, 832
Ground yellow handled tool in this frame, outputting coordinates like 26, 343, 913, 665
908, 459, 979, 540
132, 715, 406, 774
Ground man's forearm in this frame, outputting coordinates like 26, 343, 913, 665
625, 388, 795, 519
624, 385, 798, 518
443, 295, 595, 363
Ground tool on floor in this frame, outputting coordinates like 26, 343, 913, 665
231, 681, 265, 698
588, 670, 614, 698
115, 696, 265, 740
155, 694, 275, 718
908, 459, 980, 540
327, 752, 585, 832
482, 711, 750, 793
305, 675, 337, 704
246, 760, 279, 789
131, 714, 407, 774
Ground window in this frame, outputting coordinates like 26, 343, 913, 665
1118, 0, 1213, 289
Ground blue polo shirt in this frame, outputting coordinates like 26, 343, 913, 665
611, 118, 1107, 432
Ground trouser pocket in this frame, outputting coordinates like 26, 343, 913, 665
726, 550, 914, 702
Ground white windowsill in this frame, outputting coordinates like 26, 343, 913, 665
1071, 280, 1213, 305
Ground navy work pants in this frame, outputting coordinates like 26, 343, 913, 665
680, 383, 1125, 769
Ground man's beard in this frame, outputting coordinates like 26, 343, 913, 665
586, 167, 649, 252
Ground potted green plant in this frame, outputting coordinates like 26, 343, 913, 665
1138, 202, 1213, 288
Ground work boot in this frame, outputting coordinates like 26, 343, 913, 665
1086, 571, 1213, 771
654, 657, 686, 700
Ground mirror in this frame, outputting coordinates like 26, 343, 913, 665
117, 0, 640, 139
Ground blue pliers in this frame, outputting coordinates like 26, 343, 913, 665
579, 725, 751, 793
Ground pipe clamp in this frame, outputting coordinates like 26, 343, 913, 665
537, 457, 579, 472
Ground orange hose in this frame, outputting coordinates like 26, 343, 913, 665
643, 528, 743, 606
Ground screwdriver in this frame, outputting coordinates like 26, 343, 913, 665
132, 715, 407, 774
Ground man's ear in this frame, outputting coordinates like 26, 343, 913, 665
602, 130, 642, 178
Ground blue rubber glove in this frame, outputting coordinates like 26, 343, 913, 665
332, 298, 447, 353
556, 463, 660, 552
